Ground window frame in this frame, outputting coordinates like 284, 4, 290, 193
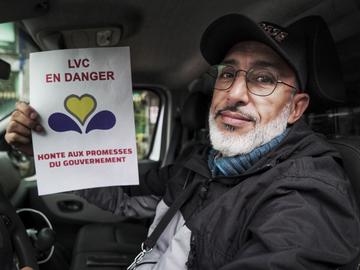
133, 84, 170, 162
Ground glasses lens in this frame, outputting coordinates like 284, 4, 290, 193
247, 68, 277, 96
214, 65, 235, 90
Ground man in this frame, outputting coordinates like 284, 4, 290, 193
5, 14, 360, 269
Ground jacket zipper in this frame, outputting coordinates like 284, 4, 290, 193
185, 163, 274, 270
186, 234, 197, 270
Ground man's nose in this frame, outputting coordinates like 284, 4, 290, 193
226, 72, 250, 104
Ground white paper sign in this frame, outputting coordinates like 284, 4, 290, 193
30, 47, 139, 195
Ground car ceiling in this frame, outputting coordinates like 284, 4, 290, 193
1, 0, 360, 97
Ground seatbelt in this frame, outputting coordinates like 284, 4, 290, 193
127, 171, 197, 270
163, 114, 182, 166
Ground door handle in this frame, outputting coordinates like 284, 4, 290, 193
57, 200, 83, 212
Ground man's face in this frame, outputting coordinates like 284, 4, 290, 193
209, 41, 301, 156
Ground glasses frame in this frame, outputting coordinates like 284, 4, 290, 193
208, 64, 298, 97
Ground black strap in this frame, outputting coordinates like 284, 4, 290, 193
163, 115, 182, 166
143, 171, 197, 250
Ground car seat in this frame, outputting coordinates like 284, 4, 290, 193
330, 138, 360, 270
302, 16, 360, 269
163, 76, 212, 166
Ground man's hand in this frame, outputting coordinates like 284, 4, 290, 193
5, 101, 44, 156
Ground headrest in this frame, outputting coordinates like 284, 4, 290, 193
296, 16, 347, 112
181, 90, 211, 131
0, 59, 10, 80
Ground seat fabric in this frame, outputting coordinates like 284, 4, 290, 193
70, 222, 147, 270
330, 137, 360, 270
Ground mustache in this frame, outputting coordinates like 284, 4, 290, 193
214, 104, 258, 122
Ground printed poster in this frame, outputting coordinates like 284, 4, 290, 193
30, 47, 139, 195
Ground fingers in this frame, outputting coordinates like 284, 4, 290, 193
5, 121, 32, 147
6, 120, 31, 137
5, 133, 32, 146
15, 101, 39, 127
16, 100, 34, 117
13, 101, 44, 131
5, 101, 43, 150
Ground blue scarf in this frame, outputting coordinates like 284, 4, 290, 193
208, 129, 289, 177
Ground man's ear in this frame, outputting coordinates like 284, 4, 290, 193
287, 93, 310, 124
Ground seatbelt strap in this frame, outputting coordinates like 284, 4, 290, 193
163, 115, 182, 166
127, 171, 197, 270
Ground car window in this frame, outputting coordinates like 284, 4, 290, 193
133, 89, 161, 159
0, 22, 162, 161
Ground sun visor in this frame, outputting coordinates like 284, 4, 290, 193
0, 59, 11, 80
0, 0, 49, 23
295, 16, 347, 112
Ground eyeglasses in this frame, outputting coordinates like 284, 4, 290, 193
208, 64, 298, 97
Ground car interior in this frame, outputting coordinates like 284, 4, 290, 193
0, 0, 360, 269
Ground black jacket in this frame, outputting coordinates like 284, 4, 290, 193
79, 120, 360, 269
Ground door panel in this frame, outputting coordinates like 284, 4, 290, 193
27, 160, 160, 223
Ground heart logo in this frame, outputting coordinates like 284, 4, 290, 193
64, 94, 97, 125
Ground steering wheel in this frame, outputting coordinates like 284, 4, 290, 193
0, 189, 38, 270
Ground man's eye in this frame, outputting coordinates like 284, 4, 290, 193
249, 71, 276, 85
219, 72, 234, 79
255, 75, 275, 84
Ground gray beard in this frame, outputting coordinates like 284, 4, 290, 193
208, 102, 291, 157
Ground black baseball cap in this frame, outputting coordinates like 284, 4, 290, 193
200, 14, 307, 90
